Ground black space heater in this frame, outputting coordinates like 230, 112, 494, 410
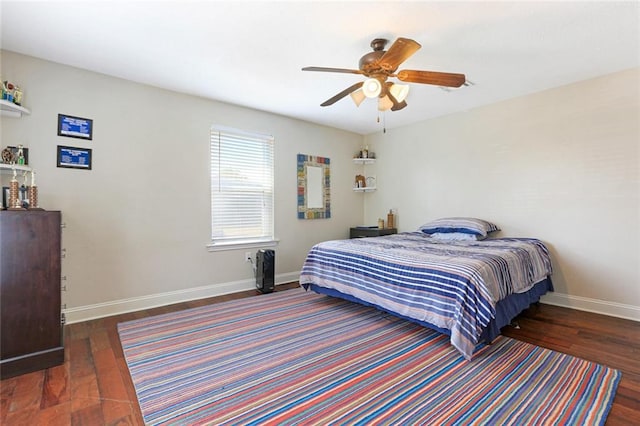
256, 249, 275, 293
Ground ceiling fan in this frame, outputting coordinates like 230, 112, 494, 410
302, 37, 466, 112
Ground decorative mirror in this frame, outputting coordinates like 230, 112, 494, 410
297, 153, 330, 219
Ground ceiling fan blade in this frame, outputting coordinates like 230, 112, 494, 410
320, 81, 364, 107
376, 38, 421, 72
396, 70, 466, 87
302, 66, 364, 75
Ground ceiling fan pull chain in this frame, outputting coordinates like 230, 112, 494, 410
376, 113, 387, 133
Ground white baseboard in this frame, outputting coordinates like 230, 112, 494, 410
541, 292, 640, 322
63, 271, 302, 324
64, 274, 639, 325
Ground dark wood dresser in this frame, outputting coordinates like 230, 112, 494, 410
0, 210, 64, 378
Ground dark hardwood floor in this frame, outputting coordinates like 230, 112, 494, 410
2, 282, 638, 425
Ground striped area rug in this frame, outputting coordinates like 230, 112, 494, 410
118, 288, 620, 425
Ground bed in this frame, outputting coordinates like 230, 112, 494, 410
299, 218, 553, 360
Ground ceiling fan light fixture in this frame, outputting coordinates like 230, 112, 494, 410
389, 83, 410, 102
362, 78, 382, 98
350, 89, 366, 107
378, 95, 393, 111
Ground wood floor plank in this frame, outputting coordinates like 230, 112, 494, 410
33, 401, 71, 426
93, 349, 130, 402
4, 406, 41, 425
40, 364, 70, 409
5, 370, 44, 413
100, 399, 141, 426
0, 377, 17, 423
68, 338, 95, 380
70, 400, 104, 426
1, 282, 637, 425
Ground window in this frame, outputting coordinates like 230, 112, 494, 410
209, 126, 275, 249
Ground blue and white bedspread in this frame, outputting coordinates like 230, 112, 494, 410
299, 232, 553, 359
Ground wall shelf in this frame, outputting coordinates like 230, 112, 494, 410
353, 158, 375, 165
0, 99, 30, 118
353, 186, 377, 192
0, 163, 32, 174
353, 157, 376, 192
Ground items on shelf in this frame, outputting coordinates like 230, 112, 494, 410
1, 147, 14, 164
28, 171, 40, 210
1, 145, 29, 165
8, 169, 22, 210
1, 168, 42, 210
354, 145, 375, 159
387, 210, 395, 229
1, 79, 24, 106
355, 174, 366, 188
16, 145, 25, 165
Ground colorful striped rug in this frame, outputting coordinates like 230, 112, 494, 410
118, 288, 620, 425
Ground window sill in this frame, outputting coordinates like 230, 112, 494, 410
206, 239, 280, 252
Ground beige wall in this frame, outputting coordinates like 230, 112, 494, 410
364, 68, 640, 319
1, 51, 364, 321
3, 50, 638, 322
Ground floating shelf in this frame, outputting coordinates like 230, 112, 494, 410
0, 163, 32, 174
353, 157, 376, 192
0, 99, 31, 118
353, 158, 375, 165
353, 186, 377, 193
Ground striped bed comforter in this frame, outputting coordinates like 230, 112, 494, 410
299, 232, 553, 359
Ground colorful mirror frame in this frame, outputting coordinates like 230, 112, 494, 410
297, 153, 330, 219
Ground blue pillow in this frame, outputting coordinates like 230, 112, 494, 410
418, 217, 500, 239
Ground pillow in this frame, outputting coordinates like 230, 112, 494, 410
429, 232, 480, 241
418, 217, 500, 239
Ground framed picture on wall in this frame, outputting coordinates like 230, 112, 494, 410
57, 114, 93, 140
56, 145, 92, 170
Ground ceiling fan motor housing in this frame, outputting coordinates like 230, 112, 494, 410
359, 38, 388, 74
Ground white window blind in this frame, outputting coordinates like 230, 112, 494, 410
210, 126, 274, 245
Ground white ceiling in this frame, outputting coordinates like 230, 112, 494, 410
1, 1, 639, 135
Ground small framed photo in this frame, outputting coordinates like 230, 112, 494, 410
58, 114, 93, 140
0, 186, 25, 209
57, 145, 92, 170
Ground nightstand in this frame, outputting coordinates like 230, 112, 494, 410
350, 227, 397, 239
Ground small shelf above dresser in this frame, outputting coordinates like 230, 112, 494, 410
353, 158, 375, 165
0, 99, 31, 118
0, 163, 32, 174
353, 157, 376, 192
